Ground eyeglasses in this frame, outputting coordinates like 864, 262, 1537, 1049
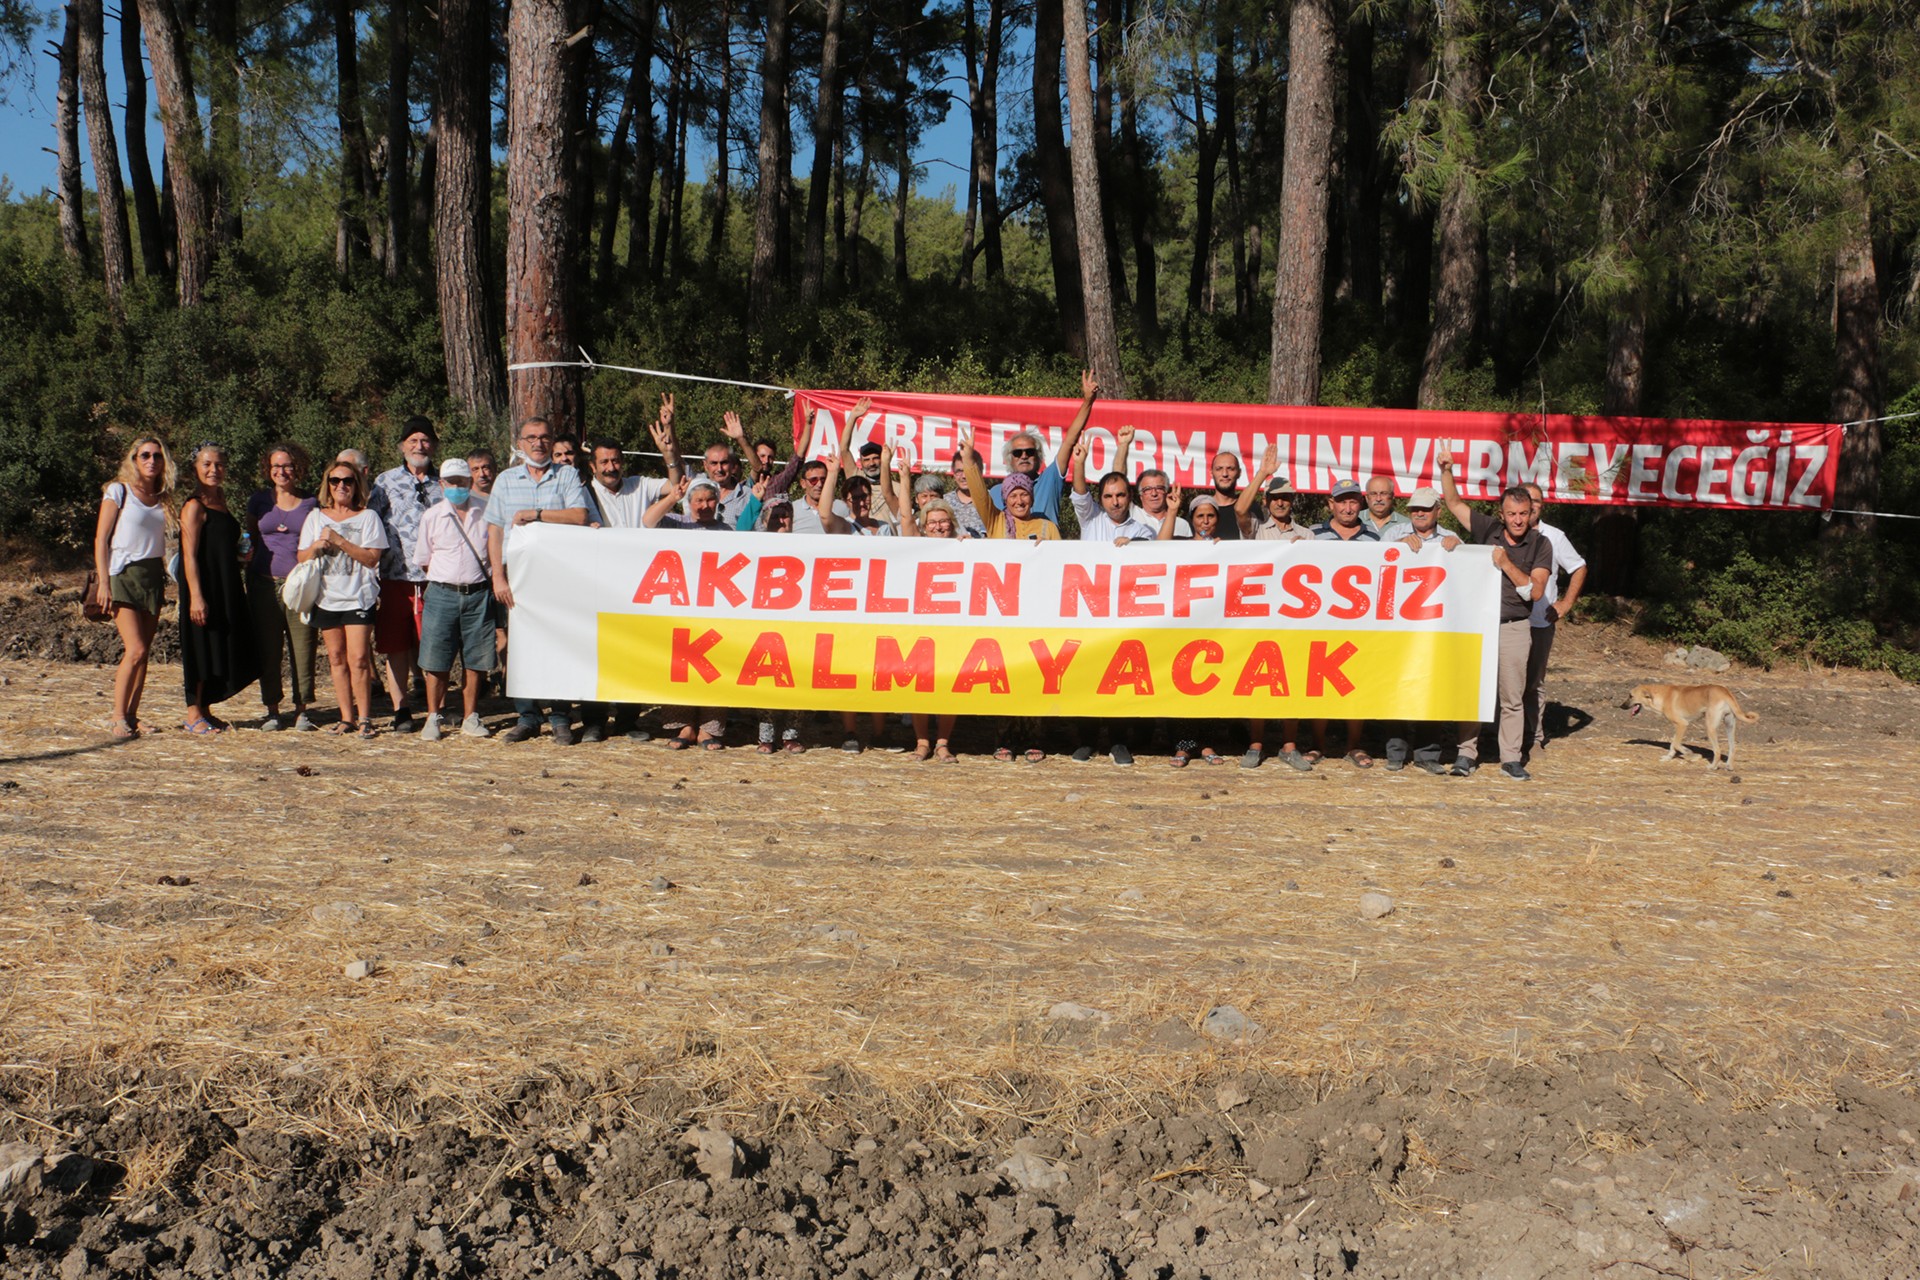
521, 434, 551, 444
1139, 484, 1168, 494
136, 451, 164, 461
1009, 448, 1039, 459
328, 475, 356, 487
414, 479, 432, 503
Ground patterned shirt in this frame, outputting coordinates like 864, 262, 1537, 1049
482, 461, 590, 531
368, 464, 443, 582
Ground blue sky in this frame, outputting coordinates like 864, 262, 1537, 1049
1, 9, 986, 211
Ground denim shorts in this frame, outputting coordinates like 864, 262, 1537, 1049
418, 581, 499, 673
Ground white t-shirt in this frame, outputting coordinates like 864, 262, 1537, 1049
1532, 520, 1588, 626
105, 482, 168, 574
590, 475, 672, 529
1130, 503, 1190, 539
299, 508, 388, 612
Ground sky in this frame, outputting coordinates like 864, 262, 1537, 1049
0, 9, 986, 211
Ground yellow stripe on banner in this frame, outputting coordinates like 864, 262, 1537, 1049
598, 614, 1485, 720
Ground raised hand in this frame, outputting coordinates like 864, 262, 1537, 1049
1254, 448, 1279, 483
1116, 423, 1137, 460
1435, 439, 1452, 471
1081, 368, 1099, 399
721, 411, 747, 443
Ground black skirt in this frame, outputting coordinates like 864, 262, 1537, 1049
180, 508, 260, 703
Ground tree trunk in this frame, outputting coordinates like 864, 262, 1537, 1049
626, 0, 656, 287
120, 2, 170, 285
413, 118, 437, 270
598, 66, 639, 287
978, 0, 1004, 279
668, 55, 690, 275
1343, 3, 1380, 311
650, 31, 681, 284
205, 0, 241, 247
802, 0, 845, 304
506, 0, 588, 434
435, 0, 505, 421
333, 0, 374, 276
1587, 292, 1648, 593
832, 131, 847, 285
1416, 0, 1486, 410
892, 69, 912, 288
1091, 0, 1129, 315
1033, 0, 1085, 358
847, 143, 870, 287
385, 0, 411, 278
708, 0, 732, 266
748, 0, 788, 319
56, 8, 90, 266
956, 0, 981, 285
137, 0, 213, 305
1184, 44, 1227, 319
1832, 155, 1882, 527
1223, 53, 1247, 317
1267, 0, 1336, 405
76, 0, 134, 305
1062, 0, 1126, 392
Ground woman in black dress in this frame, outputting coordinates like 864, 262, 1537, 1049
179, 444, 259, 733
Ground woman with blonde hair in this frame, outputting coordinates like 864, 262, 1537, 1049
298, 460, 388, 736
92, 436, 176, 738
178, 443, 259, 734
245, 442, 319, 730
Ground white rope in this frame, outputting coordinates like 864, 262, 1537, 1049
1822, 507, 1920, 521
1840, 409, 1920, 429
507, 348, 795, 397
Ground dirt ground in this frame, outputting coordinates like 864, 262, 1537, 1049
3, 574, 1919, 1279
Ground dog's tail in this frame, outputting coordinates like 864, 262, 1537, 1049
1731, 695, 1758, 723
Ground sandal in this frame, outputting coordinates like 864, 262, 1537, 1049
783, 740, 807, 754
328, 720, 356, 735
1345, 750, 1374, 769
359, 722, 378, 740
698, 737, 724, 751
665, 736, 692, 751
111, 719, 139, 740
993, 746, 1015, 763
184, 716, 222, 735
1023, 748, 1046, 764
912, 741, 934, 762
1239, 748, 1262, 769
1200, 748, 1225, 765
933, 741, 957, 763
1279, 749, 1316, 772
755, 742, 777, 754
1170, 749, 1191, 769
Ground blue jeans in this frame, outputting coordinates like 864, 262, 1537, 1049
515, 699, 573, 731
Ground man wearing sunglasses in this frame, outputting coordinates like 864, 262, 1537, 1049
984, 369, 1100, 526
367, 416, 443, 732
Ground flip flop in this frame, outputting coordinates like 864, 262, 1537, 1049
698, 738, 724, 751
1170, 749, 1191, 769
665, 737, 692, 751
1023, 748, 1046, 763
1200, 748, 1226, 765
183, 716, 222, 735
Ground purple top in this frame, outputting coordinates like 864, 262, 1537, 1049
248, 491, 317, 579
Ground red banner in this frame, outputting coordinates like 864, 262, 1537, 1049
790, 390, 1843, 512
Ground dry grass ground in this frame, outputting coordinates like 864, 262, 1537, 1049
3, 618, 1916, 1146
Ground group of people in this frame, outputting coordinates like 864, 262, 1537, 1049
90, 374, 1586, 776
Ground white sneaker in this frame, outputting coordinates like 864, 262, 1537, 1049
420, 713, 443, 742
461, 714, 491, 739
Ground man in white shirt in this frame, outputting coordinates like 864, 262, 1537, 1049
412, 459, 495, 741
586, 440, 675, 528
1523, 482, 1588, 754
1068, 439, 1161, 544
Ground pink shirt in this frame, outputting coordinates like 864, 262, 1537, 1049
412, 498, 491, 584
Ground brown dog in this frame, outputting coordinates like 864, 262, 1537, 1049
1621, 683, 1757, 771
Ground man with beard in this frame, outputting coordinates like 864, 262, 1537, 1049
367, 417, 443, 732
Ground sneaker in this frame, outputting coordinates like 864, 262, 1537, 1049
1110, 743, 1134, 767
626, 728, 653, 742
551, 723, 575, 746
293, 711, 319, 732
420, 713, 443, 742
461, 714, 491, 738
1279, 749, 1315, 772
259, 714, 284, 732
581, 723, 605, 743
841, 738, 863, 754
1071, 745, 1095, 763
1449, 754, 1478, 777
501, 723, 537, 743
1239, 748, 1262, 770
1500, 762, 1532, 781
392, 709, 419, 734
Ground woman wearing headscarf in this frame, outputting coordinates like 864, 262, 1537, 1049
887, 449, 961, 761
91, 436, 176, 738
178, 444, 260, 733
245, 442, 319, 730
298, 460, 389, 736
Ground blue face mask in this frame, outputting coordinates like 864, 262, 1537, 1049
444, 486, 471, 506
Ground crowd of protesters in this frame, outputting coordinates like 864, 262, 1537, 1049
90, 376, 1586, 778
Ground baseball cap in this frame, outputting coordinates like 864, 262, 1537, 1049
1264, 474, 1297, 498
439, 458, 472, 481
1408, 486, 1441, 509
1330, 477, 1364, 500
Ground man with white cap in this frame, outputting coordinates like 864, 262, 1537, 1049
1398, 486, 1459, 551
411, 458, 495, 741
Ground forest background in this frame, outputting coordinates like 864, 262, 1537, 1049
1, 0, 1918, 676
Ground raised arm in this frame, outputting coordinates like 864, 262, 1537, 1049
642, 478, 686, 528
1114, 423, 1139, 480
1053, 369, 1100, 478
1069, 434, 1093, 496
816, 436, 853, 535
837, 396, 874, 473
960, 438, 995, 529
649, 393, 683, 486
1235, 448, 1278, 535
1434, 440, 1474, 528
1157, 484, 1184, 540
